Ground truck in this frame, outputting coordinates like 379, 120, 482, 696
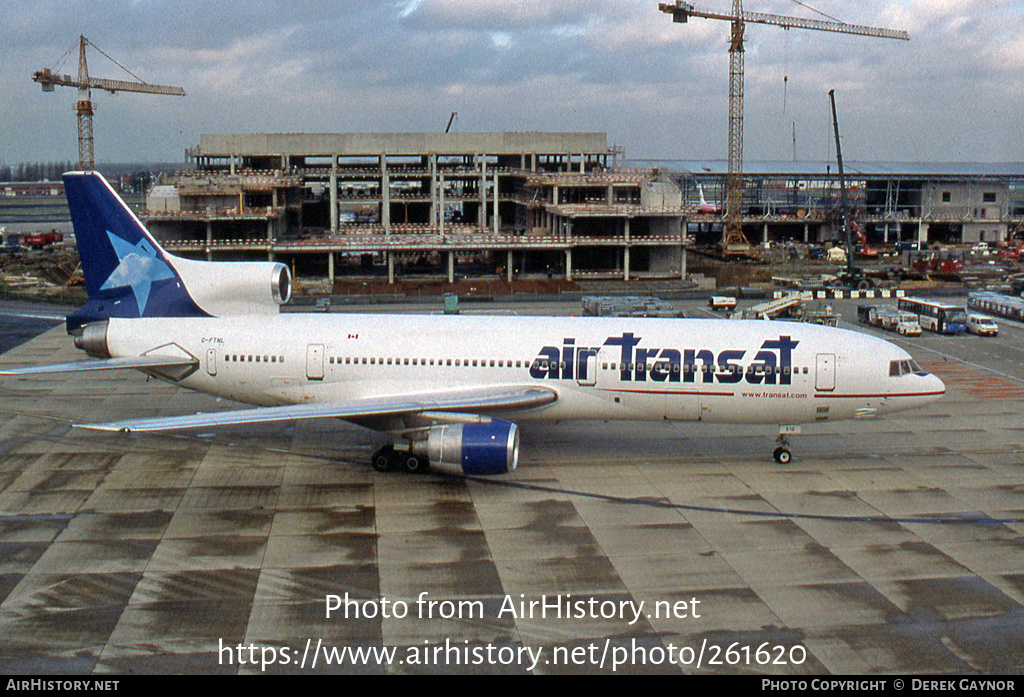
858, 304, 922, 336
708, 296, 737, 312
22, 231, 63, 249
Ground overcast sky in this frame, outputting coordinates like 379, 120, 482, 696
2, 0, 1022, 166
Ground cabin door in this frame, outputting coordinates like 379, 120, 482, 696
206, 348, 217, 376
575, 350, 598, 387
306, 344, 325, 381
815, 353, 836, 392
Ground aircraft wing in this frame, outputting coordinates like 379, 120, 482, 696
0, 355, 198, 376
74, 385, 558, 433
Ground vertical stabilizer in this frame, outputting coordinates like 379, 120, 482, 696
63, 171, 208, 331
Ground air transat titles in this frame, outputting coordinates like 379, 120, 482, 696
530, 333, 800, 385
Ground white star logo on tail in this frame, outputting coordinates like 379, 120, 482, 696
100, 231, 176, 315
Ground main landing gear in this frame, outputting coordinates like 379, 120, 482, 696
371, 445, 429, 474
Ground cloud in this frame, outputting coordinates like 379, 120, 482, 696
0, 1, 1021, 163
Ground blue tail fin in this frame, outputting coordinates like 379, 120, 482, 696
64, 171, 208, 331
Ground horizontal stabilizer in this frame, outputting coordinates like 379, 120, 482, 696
75, 386, 558, 433
0, 355, 198, 376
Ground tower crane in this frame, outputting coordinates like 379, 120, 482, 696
658, 1, 908, 255
33, 35, 186, 170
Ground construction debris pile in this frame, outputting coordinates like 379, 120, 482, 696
0, 246, 83, 296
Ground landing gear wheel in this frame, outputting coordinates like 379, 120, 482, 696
402, 455, 428, 474
774, 431, 795, 465
372, 446, 396, 472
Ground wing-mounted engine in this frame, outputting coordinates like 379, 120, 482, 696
409, 417, 520, 475
172, 256, 291, 316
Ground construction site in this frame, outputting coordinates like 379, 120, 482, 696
4, 9, 1023, 298
145, 131, 690, 290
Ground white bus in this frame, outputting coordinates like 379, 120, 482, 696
968, 291, 1024, 322
897, 297, 967, 335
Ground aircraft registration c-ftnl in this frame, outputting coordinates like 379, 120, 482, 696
0, 172, 946, 475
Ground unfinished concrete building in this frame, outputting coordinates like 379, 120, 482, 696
665, 161, 1024, 247
145, 132, 691, 284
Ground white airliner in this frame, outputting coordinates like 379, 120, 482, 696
0, 172, 945, 475
697, 183, 723, 215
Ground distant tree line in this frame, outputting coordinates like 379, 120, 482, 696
0, 161, 184, 192
0, 161, 76, 182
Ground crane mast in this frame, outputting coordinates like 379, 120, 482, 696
33, 35, 186, 170
658, 1, 908, 254
76, 36, 94, 173
726, 0, 745, 252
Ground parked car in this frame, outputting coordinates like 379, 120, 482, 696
966, 313, 999, 336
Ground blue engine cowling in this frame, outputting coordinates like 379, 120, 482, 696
412, 419, 519, 475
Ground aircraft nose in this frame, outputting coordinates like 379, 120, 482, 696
926, 372, 946, 403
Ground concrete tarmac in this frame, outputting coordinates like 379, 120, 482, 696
1, 298, 1023, 674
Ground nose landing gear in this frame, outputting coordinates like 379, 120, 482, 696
773, 426, 800, 465
773, 440, 792, 465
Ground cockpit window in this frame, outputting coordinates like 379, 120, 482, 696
889, 359, 927, 377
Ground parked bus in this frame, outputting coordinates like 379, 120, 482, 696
897, 297, 967, 334
967, 291, 1024, 322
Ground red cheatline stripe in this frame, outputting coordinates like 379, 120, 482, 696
815, 391, 946, 399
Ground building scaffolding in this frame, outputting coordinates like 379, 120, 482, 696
147, 132, 691, 284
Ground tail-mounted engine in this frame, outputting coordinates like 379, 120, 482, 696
173, 257, 291, 316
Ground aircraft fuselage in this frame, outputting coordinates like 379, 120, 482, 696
103, 313, 945, 425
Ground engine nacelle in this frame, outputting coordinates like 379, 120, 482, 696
171, 256, 291, 316
75, 320, 110, 357
411, 419, 519, 476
